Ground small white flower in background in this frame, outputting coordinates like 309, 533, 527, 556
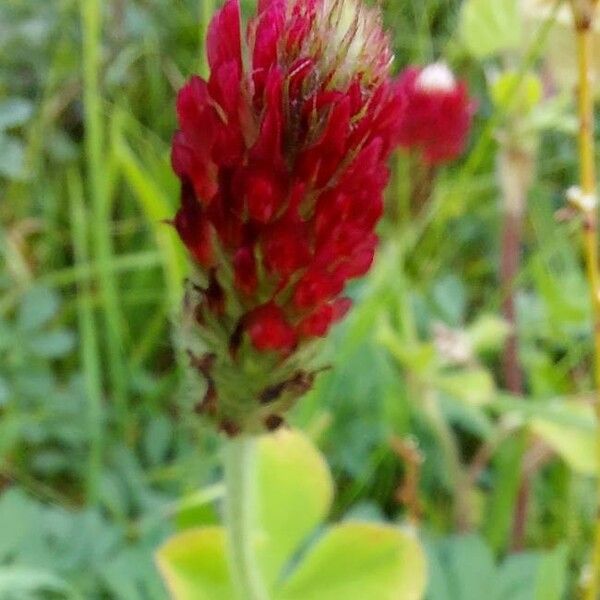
432, 322, 474, 366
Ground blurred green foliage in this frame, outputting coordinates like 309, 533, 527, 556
0, 0, 598, 598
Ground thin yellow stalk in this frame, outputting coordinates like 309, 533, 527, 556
570, 3, 600, 597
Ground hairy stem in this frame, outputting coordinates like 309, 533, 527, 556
571, 12, 600, 599
224, 436, 269, 600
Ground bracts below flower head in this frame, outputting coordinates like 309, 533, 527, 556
172, 0, 405, 434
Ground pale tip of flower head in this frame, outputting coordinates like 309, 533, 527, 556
315, 0, 392, 86
415, 62, 457, 93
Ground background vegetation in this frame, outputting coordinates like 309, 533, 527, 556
0, 0, 597, 597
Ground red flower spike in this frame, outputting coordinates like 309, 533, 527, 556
174, 0, 408, 349
172, 0, 468, 432
396, 62, 476, 165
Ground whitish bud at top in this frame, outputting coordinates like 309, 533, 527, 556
305, 0, 393, 87
415, 62, 457, 93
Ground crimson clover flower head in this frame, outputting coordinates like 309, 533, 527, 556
395, 62, 476, 165
172, 0, 405, 433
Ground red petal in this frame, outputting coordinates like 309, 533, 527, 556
245, 171, 284, 223
293, 270, 342, 309
206, 0, 242, 72
171, 132, 219, 202
332, 297, 352, 320
209, 60, 242, 118
298, 304, 334, 337
206, 192, 246, 249
298, 297, 353, 338
262, 219, 311, 277
174, 181, 215, 267
176, 76, 210, 130
252, 0, 286, 88
234, 247, 258, 295
246, 303, 297, 351
251, 68, 284, 164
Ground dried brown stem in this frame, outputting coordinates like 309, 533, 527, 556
391, 436, 424, 525
498, 144, 535, 550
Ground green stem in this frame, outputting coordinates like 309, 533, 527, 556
423, 390, 470, 531
224, 436, 269, 600
397, 244, 469, 530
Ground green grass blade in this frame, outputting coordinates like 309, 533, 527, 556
67, 168, 104, 505
80, 0, 129, 434
111, 111, 187, 313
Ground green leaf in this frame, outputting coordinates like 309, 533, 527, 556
483, 436, 527, 554
0, 319, 12, 351
155, 527, 235, 600
0, 567, 72, 597
0, 134, 26, 180
158, 431, 427, 600
256, 428, 333, 586
494, 553, 539, 600
28, 329, 75, 358
143, 414, 173, 466
535, 543, 568, 600
17, 286, 61, 332
467, 314, 510, 354
277, 522, 426, 600
460, 0, 522, 58
432, 275, 466, 326
527, 94, 577, 135
442, 535, 495, 600
427, 535, 568, 600
437, 368, 496, 406
0, 98, 34, 130
0, 375, 9, 407
490, 71, 543, 115
377, 321, 436, 377
175, 485, 222, 530
529, 404, 596, 475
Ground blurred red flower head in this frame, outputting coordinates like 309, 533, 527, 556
395, 62, 475, 165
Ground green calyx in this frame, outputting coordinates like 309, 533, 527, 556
181, 273, 325, 435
